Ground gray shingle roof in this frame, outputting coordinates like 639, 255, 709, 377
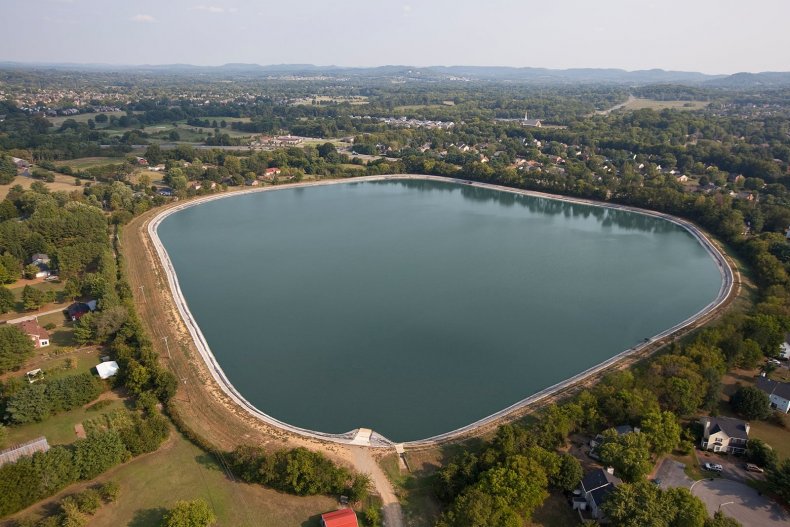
756, 376, 790, 401
707, 416, 749, 440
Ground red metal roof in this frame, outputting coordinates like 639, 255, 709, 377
321, 508, 358, 527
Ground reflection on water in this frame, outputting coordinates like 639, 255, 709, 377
376, 179, 679, 234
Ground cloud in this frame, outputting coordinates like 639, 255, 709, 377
192, 5, 229, 13
403, 4, 412, 14
131, 14, 156, 23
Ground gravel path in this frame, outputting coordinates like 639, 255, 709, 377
350, 447, 403, 527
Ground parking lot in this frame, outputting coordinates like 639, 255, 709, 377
691, 479, 789, 527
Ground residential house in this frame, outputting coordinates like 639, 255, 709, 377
13, 320, 50, 348
10, 157, 30, 169
67, 300, 97, 321
756, 375, 790, 414
320, 508, 358, 527
700, 416, 750, 454
30, 253, 52, 278
780, 339, 790, 359
676, 175, 689, 183
264, 167, 281, 177
134, 157, 149, 166
95, 360, 119, 380
589, 424, 637, 459
574, 467, 621, 520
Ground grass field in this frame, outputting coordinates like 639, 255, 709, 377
622, 98, 710, 111
59, 156, 123, 169
47, 111, 126, 128
5, 432, 338, 527
0, 173, 80, 200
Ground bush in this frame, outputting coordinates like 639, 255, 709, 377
99, 480, 121, 503
162, 499, 216, 527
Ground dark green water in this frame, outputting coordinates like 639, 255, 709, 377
157, 180, 722, 441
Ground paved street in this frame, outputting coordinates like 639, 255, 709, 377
691, 478, 789, 527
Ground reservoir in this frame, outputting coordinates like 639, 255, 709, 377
157, 179, 723, 442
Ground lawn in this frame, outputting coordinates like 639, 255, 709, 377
4, 396, 126, 447
47, 111, 126, 128
622, 98, 710, 111
529, 492, 580, 527
749, 416, 790, 461
4, 432, 338, 527
0, 173, 80, 200
58, 156, 122, 170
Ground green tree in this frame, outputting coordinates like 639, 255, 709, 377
704, 512, 742, 526
641, 411, 681, 455
0, 325, 35, 373
162, 499, 216, 527
73, 313, 95, 345
664, 487, 708, 527
767, 458, 790, 505
0, 156, 17, 185
601, 480, 667, 527
22, 264, 39, 280
21, 285, 45, 310
599, 431, 654, 482
730, 386, 771, 420
554, 453, 583, 492
745, 438, 778, 470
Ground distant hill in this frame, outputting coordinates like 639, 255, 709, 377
2, 61, 790, 86
704, 71, 790, 88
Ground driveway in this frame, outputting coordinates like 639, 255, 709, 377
653, 458, 693, 490
691, 479, 789, 527
696, 450, 764, 484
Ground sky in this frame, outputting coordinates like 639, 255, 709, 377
2, 0, 789, 74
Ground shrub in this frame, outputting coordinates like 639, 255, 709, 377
99, 480, 121, 503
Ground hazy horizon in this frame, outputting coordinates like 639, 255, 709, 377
2, 0, 789, 75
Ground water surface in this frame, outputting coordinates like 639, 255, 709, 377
158, 180, 722, 441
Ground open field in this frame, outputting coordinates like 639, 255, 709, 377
47, 111, 126, 127
58, 156, 123, 169
3, 431, 338, 527
0, 173, 80, 199
621, 98, 710, 111
291, 96, 369, 106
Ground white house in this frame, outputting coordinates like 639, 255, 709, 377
30, 253, 51, 278
700, 416, 750, 454
756, 376, 790, 414
780, 340, 790, 360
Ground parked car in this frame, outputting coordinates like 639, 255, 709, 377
745, 463, 765, 473
704, 462, 723, 472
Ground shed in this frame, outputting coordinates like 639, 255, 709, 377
0, 437, 50, 468
96, 360, 119, 379
320, 508, 358, 527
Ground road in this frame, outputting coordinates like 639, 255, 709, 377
350, 448, 403, 527
691, 478, 789, 527
5, 305, 67, 324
